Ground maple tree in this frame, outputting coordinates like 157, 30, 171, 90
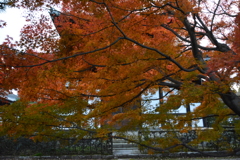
0, 0, 240, 155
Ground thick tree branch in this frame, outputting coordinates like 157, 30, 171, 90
13, 37, 124, 68
183, 17, 207, 73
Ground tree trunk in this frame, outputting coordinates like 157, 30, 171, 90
219, 91, 240, 116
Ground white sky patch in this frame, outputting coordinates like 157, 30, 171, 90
0, 8, 27, 43
0, 6, 60, 44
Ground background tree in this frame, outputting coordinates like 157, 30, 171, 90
0, 0, 240, 155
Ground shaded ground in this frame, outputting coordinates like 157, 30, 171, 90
116, 158, 240, 160
1, 157, 240, 160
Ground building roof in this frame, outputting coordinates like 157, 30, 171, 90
5, 94, 19, 101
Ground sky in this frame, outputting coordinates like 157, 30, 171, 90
0, 8, 27, 43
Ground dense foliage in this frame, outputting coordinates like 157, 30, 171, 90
0, 0, 240, 155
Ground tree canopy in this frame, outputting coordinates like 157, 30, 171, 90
0, 0, 240, 155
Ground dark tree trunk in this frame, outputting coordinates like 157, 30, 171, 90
219, 92, 240, 116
